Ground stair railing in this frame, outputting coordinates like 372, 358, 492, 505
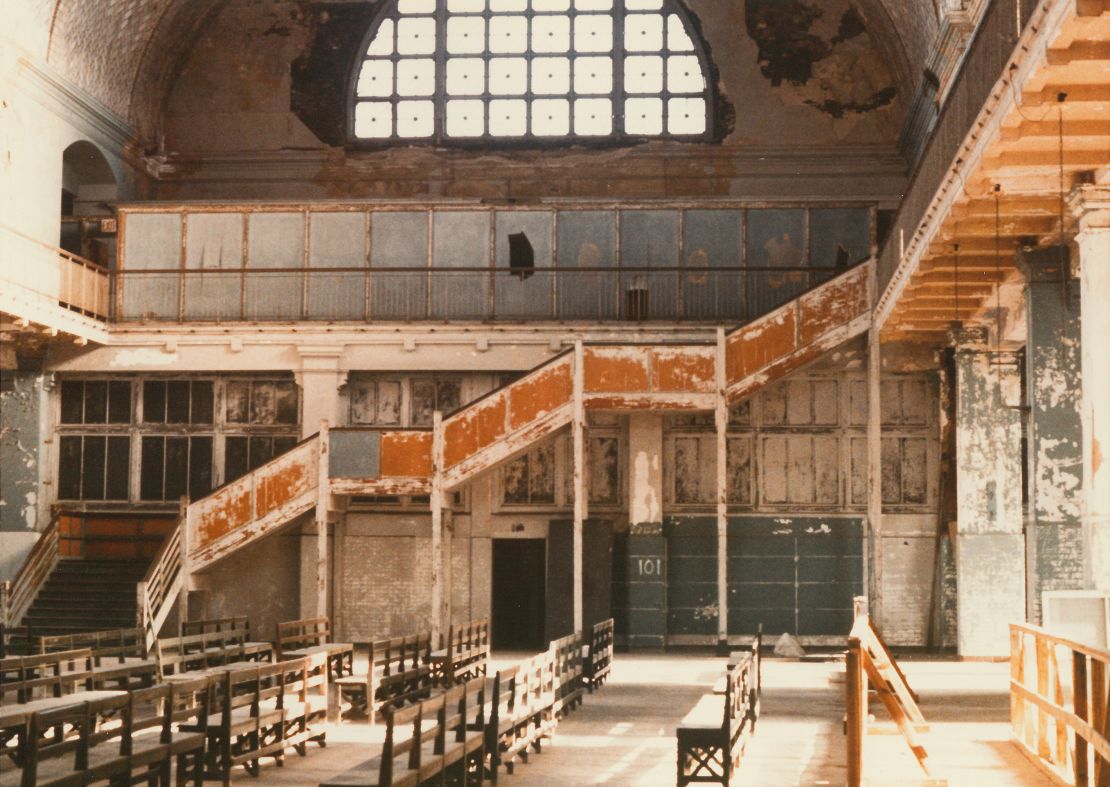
137, 501, 186, 654
2, 511, 62, 628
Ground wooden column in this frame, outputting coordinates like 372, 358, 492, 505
177, 496, 191, 627
866, 326, 882, 622
573, 340, 587, 633
715, 327, 729, 650
443, 506, 454, 631
315, 421, 330, 619
431, 410, 445, 641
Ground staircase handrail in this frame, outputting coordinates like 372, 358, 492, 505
3, 511, 63, 628
137, 505, 185, 652
138, 431, 323, 651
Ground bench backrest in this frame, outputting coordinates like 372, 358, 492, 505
39, 627, 144, 664
155, 630, 250, 678
276, 617, 330, 655
588, 618, 614, 677
550, 630, 584, 698
370, 632, 432, 675
180, 616, 251, 638
443, 618, 489, 683
1, 648, 92, 703
21, 692, 132, 786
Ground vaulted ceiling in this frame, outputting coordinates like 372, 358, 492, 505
18, 0, 938, 143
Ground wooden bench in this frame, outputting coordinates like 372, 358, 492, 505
486, 647, 557, 780
276, 617, 354, 680
431, 618, 489, 686
184, 656, 327, 785
584, 618, 615, 693
675, 638, 761, 786
39, 627, 157, 690
321, 675, 488, 787
155, 629, 272, 680
181, 616, 272, 660
550, 630, 585, 717
335, 632, 435, 724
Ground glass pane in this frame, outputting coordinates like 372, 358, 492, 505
225, 436, 249, 483
309, 212, 367, 319
624, 97, 663, 135
533, 0, 570, 10
58, 436, 82, 499
355, 101, 392, 138
447, 58, 485, 96
491, 0, 526, 10
574, 56, 612, 93
226, 381, 249, 423
251, 382, 277, 425
556, 210, 617, 319
124, 213, 181, 270
247, 212, 303, 320
747, 209, 807, 314
575, 0, 612, 9
397, 59, 435, 96
668, 96, 706, 134
185, 213, 242, 270
448, 0, 485, 11
447, 16, 485, 55
191, 381, 214, 424
490, 58, 528, 95
141, 436, 164, 501
495, 211, 553, 319
371, 211, 428, 319
189, 437, 213, 501
60, 381, 84, 424
532, 57, 570, 95
532, 16, 570, 53
621, 210, 678, 319
397, 17, 436, 55
684, 210, 742, 320
275, 383, 299, 425
810, 208, 871, 270
432, 212, 489, 318
531, 98, 570, 136
574, 97, 612, 135
108, 381, 132, 424
667, 13, 695, 51
399, 0, 435, 12
357, 60, 393, 97
105, 436, 130, 500
82, 436, 106, 500
84, 381, 107, 423
489, 99, 527, 136
166, 380, 190, 423
165, 437, 188, 500
396, 100, 434, 137
143, 380, 166, 423
574, 14, 612, 53
667, 55, 703, 92
624, 55, 663, 93
446, 99, 485, 137
489, 16, 527, 53
366, 19, 394, 56
625, 13, 663, 52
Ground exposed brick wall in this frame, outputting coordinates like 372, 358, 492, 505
198, 531, 301, 641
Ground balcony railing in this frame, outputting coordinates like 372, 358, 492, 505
112, 265, 845, 324
877, 0, 1040, 294
0, 224, 111, 320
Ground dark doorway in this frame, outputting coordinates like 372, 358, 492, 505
491, 539, 546, 651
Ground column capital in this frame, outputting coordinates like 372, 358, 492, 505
1068, 184, 1110, 234
948, 324, 989, 350
1014, 245, 1071, 284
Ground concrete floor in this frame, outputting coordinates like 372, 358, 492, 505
224, 653, 1054, 786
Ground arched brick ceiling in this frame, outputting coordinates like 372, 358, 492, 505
34, 0, 936, 143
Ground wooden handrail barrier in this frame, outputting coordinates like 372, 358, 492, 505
846, 611, 931, 787
137, 508, 185, 654
2, 513, 62, 629
1010, 623, 1110, 786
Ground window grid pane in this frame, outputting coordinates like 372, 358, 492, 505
352, 0, 710, 142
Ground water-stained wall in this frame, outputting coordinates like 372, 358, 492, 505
0, 372, 46, 579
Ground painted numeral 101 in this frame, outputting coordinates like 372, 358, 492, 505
636, 557, 662, 577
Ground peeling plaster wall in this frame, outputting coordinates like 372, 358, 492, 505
0, 372, 46, 579
1021, 248, 1085, 621
955, 333, 1025, 657
628, 414, 663, 528
155, 0, 908, 203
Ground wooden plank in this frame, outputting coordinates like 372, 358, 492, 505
861, 649, 931, 775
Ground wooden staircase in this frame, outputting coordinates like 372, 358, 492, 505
17, 558, 148, 637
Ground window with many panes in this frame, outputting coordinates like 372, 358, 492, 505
351, 0, 712, 143
57, 377, 300, 505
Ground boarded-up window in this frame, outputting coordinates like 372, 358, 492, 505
762, 379, 838, 426
727, 437, 753, 505
881, 379, 932, 426
881, 436, 930, 505
411, 377, 463, 426
502, 440, 556, 505
226, 380, 299, 425
760, 435, 839, 506
589, 436, 620, 505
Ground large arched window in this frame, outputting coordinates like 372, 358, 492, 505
349, 0, 713, 143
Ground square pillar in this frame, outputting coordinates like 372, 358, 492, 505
953, 326, 1025, 657
1069, 184, 1110, 591
1016, 246, 1085, 619
624, 413, 666, 649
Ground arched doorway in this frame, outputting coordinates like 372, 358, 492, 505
60, 141, 117, 267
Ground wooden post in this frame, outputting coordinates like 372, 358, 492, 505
1036, 634, 1051, 761
443, 506, 454, 631
177, 497, 191, 628
846, 636, 865, 787
1010, 626, 1025, 744
573, 340, 586, 633
315, 421, 330, 619
866, 326, 882, 623
1074, 651, 1089, 787
715, 327, 729, 651
1091, 658, 1106, 786
431, 410, 445, 642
